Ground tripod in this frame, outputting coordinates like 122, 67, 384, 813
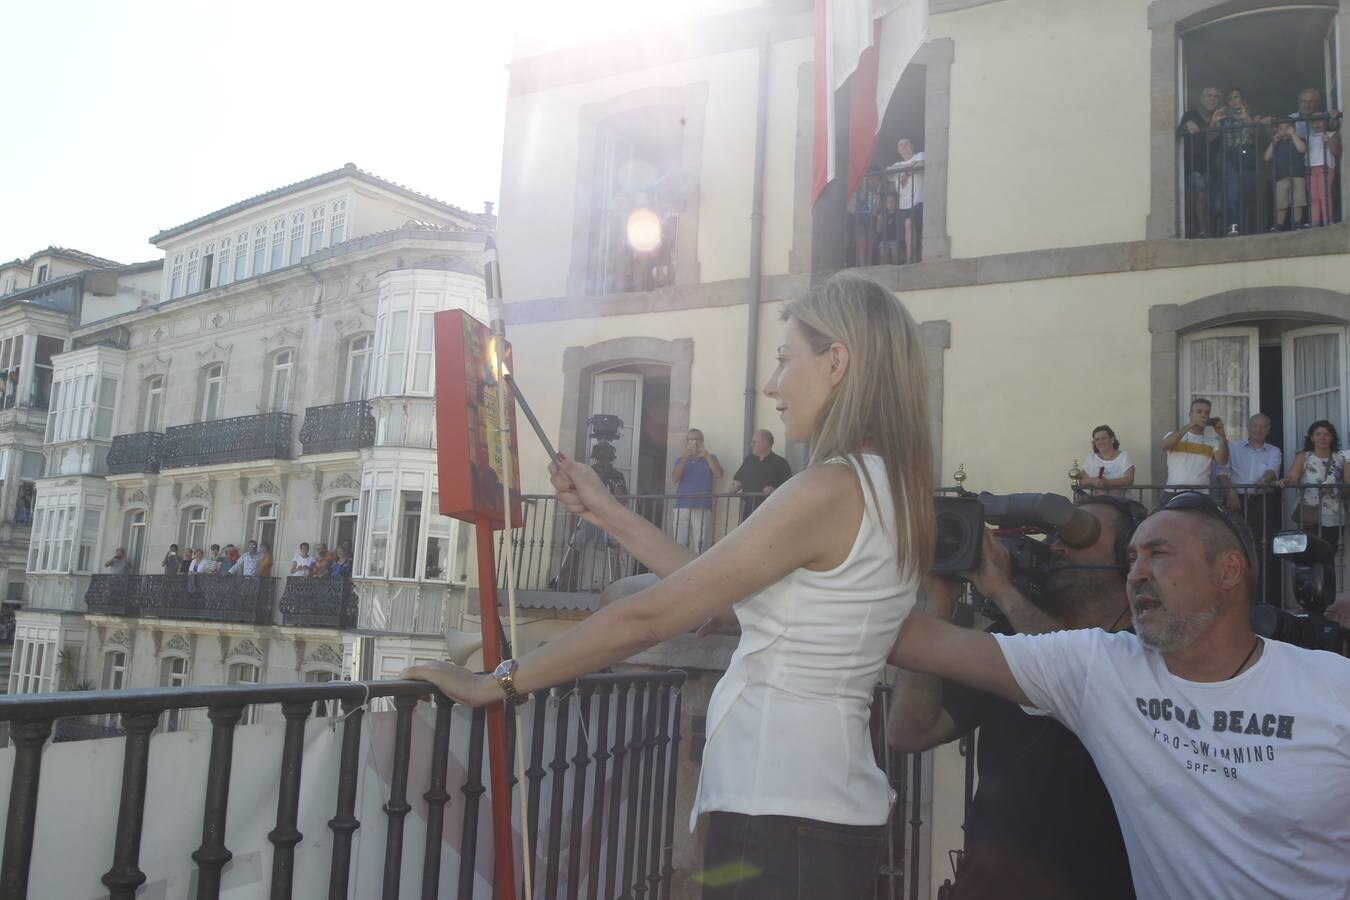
550, 447, 629, 591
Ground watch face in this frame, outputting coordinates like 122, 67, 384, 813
493, 659, 515, 679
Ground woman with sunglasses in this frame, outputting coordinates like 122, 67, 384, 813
1279, 419, 1348, 549
403, 273, 936, 899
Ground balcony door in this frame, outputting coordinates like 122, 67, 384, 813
591, 372, 642, 493
1180, 328, 1260, 427
1282, 326, 1349, 455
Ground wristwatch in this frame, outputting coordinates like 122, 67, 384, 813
491, 658, 525, 706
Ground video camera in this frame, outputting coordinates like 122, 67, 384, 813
586, 414, 628, 496
933, 492, 1102, 608
1252, 530, 1346, 654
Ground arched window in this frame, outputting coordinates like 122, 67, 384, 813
124, 509, 146, 572
268, 350, 294, 412
252, 224, 268, 275
216, 236, 231, 288
344, 334, 372, 402
186, 248, 200, 295
182, 505, 208, 552
160, 655, 190, 731
289, 211, 305, 264
228, 661, 261, 725
270, 218, 286, 270
169, 254, 184, 299
199, 364, 223, 421
252, 501, 279, 550
308, 204, 327, 254
329, 496, 359, 551
142, 375, 164, 432
235, 230, 249, 281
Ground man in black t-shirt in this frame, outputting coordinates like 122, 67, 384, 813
731, 429, 792, 522
1177, 85, 1223, 238
890, 496, 1143, 899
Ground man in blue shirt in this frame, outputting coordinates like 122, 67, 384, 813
671, 428, 722, 550
1218, 413, 1282, 603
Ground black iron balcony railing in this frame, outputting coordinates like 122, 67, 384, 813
0, 671, 690, 900
299, 400, 376, 454
82, 575, 277, 625
1076, 481, 1346, 610
106, 432, 164, 475
496, 493, 752, 593
84, 574, 139, 616
278, 576, 358, 628
1176, 112, 1342, 238
160, 412, 294, 469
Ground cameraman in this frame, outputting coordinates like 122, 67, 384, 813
889, 492, 1350, 898
889, 497, 1140, 899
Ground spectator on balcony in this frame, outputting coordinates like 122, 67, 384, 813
671, 428, 723, 550
224, 544, 239, 566
732, 429, 792, 522
1289, 87, 1340, 140
311, 543, 333, 578
1081, 425, 1135, 491
290, 542, 315, 577
187, 548, 207, 592
178, 550, 193, 575
259, 542, 274, 577
1214, 87, 1264, 236
1218, 413, 1282, 603
1264, 121, 1308, 231
1178, 85, 1223, 237
229, 540, 262, 576
1279, 420, 1347, 550
203, 544, 225, 575
1306, 115, 1341, 228
886, 138, 925, 264
330, 546, 352, 578
161, 544, 181, 576
103, 548, 131, 576
1161, 398, 1229, 490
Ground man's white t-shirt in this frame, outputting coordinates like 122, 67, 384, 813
1084, 449, 1134, 481
890, 152, 925, 208
291, 554, 314, 576
1165, 429, 1221, 486
995, 629, 1350, 899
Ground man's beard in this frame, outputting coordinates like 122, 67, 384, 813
1042, 566, 1122, 618
1130, 584, 1220, 652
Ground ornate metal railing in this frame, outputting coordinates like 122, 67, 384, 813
278, 577, 358, 628
299, 401, 376, 455
160, 413, 294, 469
0, 671, 688, 900
82, 575, 277, 625
497, 492, 748, 593
84, 574, 138, 616
106, 432, 164, 475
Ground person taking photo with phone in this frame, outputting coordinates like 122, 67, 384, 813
1161, 397, 1229, 491
671, 428, 723, 550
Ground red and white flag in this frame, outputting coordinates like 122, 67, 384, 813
812, 0, 929, 205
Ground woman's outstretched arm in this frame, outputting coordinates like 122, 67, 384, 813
403, 463, 864, 704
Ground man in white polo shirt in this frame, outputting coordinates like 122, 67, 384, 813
890, 492, 1350, 899
1161, 397, 1230, 489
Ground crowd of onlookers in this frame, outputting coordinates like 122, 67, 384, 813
1084, 399, 1348, 600
102, 539, 355, 581
1178, 84, 1342, 237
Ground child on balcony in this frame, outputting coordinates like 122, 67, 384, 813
1264, 121, 1307, 231
1306, 116, 1341, 226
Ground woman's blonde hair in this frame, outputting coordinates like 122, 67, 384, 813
782, 272, 935, 578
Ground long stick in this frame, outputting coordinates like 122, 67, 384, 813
474, 519, 517, 899
493, 347, 533, 900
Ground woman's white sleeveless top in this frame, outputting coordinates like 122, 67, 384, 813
689, 453, 919, 829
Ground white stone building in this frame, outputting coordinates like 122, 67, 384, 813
8, 165, 496, 723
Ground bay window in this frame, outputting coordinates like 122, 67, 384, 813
356, 467, 462, 582
28, 489, 104, 574
372, 292, 445, 399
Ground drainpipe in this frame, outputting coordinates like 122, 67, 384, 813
743, 35, 772, 457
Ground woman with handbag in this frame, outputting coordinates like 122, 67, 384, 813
1279, 419, 1348, 549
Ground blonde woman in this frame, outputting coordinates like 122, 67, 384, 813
404, 273, 935, 899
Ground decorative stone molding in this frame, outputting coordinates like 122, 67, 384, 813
328, 472, 361, 492
163, 634, 191, 654
138, 355, 172, 377
251, 479, 281, 496
107, 629, 131, 648
185, 484, 211, 502
310, 644, 342, 666
195, 341, 232, 366
261, 326, 303, 352
231, 638, 263, 661
128, 489, 148, 504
